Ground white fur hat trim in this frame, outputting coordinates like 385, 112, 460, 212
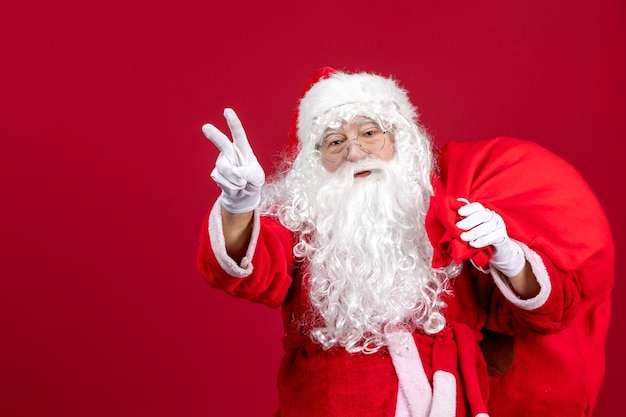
296, 71, 417, 149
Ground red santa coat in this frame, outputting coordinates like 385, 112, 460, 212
197, 137, 613, 417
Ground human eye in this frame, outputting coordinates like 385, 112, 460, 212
359, 126, 383, 140
323, 134, 347, 152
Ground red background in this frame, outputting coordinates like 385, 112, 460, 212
1, 1, 624, 416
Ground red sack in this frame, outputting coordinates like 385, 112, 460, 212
430, 137, 614, 416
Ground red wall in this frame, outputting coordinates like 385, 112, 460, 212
1, 1, 623, 416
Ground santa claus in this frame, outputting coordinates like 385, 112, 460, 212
197, 67, 613, 416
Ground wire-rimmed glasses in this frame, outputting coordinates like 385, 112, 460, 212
317, 124, 388, 163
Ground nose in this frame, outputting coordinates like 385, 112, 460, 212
345, 138, 367, 162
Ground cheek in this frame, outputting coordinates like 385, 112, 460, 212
322, 159, 341, 172
379, 141, 395, 161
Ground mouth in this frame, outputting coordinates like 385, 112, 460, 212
354, 170, 373, 178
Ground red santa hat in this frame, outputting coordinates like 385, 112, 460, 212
286, 67, 418, 159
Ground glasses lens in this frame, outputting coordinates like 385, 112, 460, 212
357, 127, 386, 153
320, 134, 348, 163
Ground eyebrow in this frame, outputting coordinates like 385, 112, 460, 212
354, 118, 378, 127
321, 118, 380, 138
321, 130, 343, 141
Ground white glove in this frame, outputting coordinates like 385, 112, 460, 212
202, 108, 265, 214
455, 199, 525, 277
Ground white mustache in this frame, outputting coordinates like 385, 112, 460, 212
337, 159, 391, 178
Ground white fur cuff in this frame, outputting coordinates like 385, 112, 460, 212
490, 240, 551, 310
207, 198, 260, 278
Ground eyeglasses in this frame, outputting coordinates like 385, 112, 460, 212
317, 125, 388, 163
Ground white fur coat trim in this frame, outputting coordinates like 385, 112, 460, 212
387, 330, 434, 417
489, 240, 551, 310
430, 370, 457, 417
207, 198, 260, 277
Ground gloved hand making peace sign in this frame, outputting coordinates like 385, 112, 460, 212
202, 108, 265, 214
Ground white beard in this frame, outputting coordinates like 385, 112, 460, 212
298, 158, 447, 353
259, 123, 454, 354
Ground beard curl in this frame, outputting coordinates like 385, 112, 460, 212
259, 114, 460, 354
